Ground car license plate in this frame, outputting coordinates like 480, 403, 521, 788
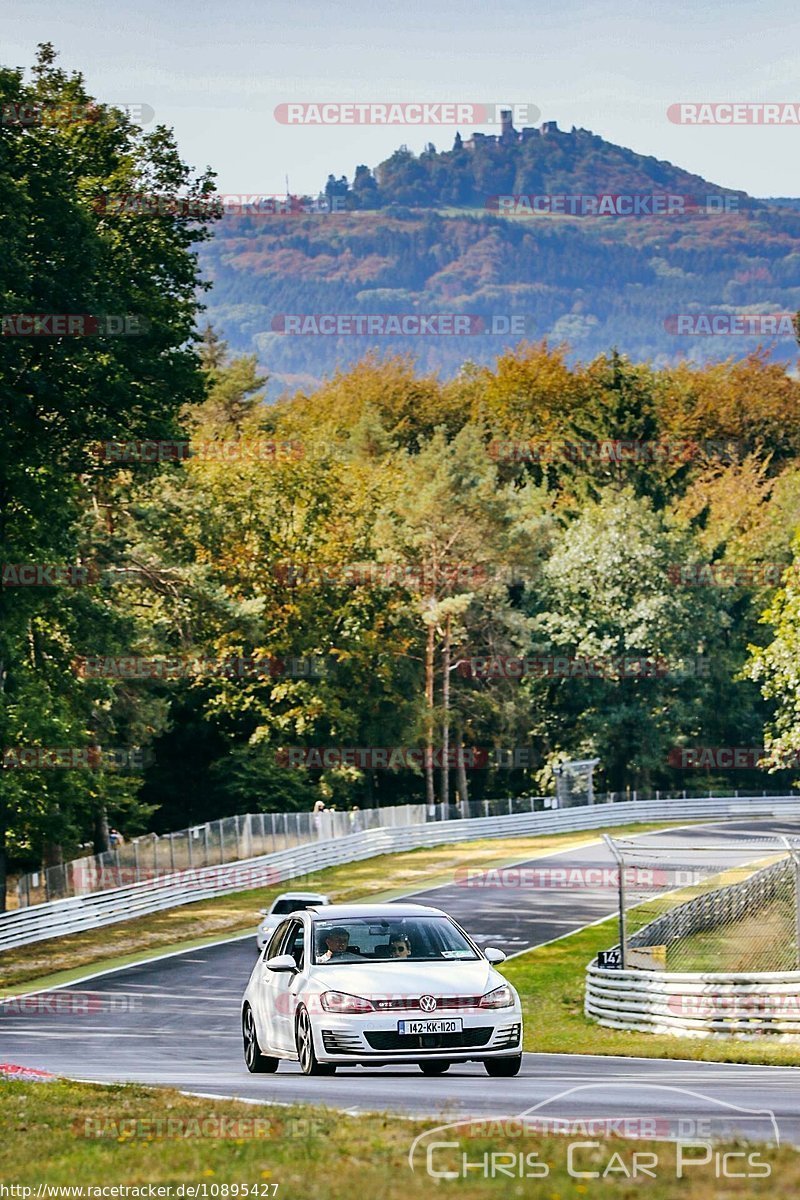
397, 1018, 463, 1035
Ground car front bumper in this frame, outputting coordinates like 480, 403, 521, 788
312, 1007, 523, 1063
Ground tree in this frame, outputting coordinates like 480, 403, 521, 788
374, 427, 548, 803
745, 535, 800, 773
0, 45, 217, 905
526, 489, 723, 791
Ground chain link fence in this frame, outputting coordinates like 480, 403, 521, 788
602, 832, 800, 972
15, 789, 798, 910
16, 806, 424, 907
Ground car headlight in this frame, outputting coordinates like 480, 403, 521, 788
479, 984, 514, 1009
319, 990, 375, 1013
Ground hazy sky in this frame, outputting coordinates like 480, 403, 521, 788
3, 0, 799, 197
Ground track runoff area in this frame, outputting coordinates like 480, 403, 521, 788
2, 816, 800, 1154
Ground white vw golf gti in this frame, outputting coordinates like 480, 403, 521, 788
241, 902, 523, 1076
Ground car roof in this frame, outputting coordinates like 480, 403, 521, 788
273, 892, 329, 901
307, 902, 446, 920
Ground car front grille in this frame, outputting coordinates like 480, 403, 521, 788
364, 1027, 493, 1051
371, 995, 483, 1011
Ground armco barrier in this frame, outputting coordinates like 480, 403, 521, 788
585, 963, 800, 1038
2, 795, 800, 953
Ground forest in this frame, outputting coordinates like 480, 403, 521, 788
4, 48, 800, 906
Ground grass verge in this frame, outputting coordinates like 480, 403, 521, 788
0, 821, 692, 994
0, 1076, 792, 1196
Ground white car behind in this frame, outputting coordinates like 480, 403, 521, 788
255, 892, 330, 950
241, 902, 523, 1076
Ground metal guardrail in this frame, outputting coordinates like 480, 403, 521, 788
3, 794, 800, 954
585, 964, 800, 1038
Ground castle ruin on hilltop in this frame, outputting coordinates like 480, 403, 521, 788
462, 111, 587, 150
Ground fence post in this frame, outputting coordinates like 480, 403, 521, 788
203, 823, 209, 867
781, 837, 800, 968
218, 820, 225, 864
603, 834, 627, 969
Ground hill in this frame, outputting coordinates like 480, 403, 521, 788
199, 121, 800, 393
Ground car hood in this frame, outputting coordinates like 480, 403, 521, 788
306, 959, 507, 999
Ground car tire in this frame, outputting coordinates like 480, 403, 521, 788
419, 1060, 451, 1075
295, 1006, 336, 1076
484, 1054, 522, 1077
242, 1005, 279, 1073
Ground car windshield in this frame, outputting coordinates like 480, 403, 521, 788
311, 916, 479, 964
271, 898, 318, 915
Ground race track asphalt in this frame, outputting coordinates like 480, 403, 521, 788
2, 817, 799, 1143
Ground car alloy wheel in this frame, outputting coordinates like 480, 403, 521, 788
242, 1004, 279, 1074
295, 1006, 336, 1075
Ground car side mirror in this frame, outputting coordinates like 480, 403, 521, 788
265, 953, 298, 972
258, 909, 269, 916
484, 947, 506, 964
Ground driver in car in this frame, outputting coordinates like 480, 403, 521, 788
317, 927, 355, 962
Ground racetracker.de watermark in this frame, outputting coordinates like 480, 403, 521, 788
270, 314, 533, 336
74, 1115, 323, 1140
458, 654, 709, 680
487, 193, 738, 216
667, 746, 800, 769
71, 863, 289, 891
489, 438, 745, 464
0, 102, 154, 127
1, 991, 140, 1015
2, 746, 149, 771
273, 101, 540, 125
276, 746, 534, 769
1, 314, 148, 337
1, 564, 146, 588
93, 193, 346, 218
667, 562, 793, 587
94, 438, 304, 464
454, 865, 702, 888
668, 102, 800, 124
668, 992, 800, 1019
72, 654, 328, 680
270, 562, 503, 588
665, 313, 798, 336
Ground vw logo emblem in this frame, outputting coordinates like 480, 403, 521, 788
419, 995, 437, 1013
